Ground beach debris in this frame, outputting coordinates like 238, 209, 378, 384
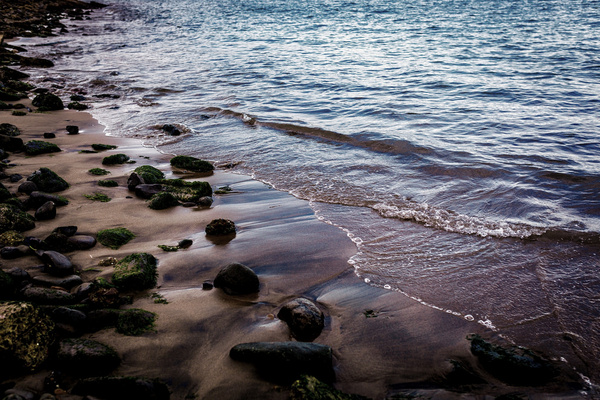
205, 218, 236, 236
27, 167, 69, 192
32, 93, 64, 111
213, 262, 259, 295
102, 153, 130, 165
148, 192, 179, 210
0, 302, 55, 372
89, 167, 110, 175
98, 257, 118, 267
229, 342, 334, 383
0, 203, 35, 233
35, 200, 56, 220
55, 338, 121, 376
170, 155, 214, 173
363, 309, 379, 318
72, 376, 170, 400
97, 227, 135, 250
277, 298, 325, 342
214, 185, 232, 194
291, 375, 369, 400
111, 252, 158, 291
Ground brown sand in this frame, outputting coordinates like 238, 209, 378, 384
5, 103, 579, 399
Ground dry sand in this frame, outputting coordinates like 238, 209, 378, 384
4, 102, 570, 400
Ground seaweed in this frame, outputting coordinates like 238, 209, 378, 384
84, 193, 111, 202
96, 227, 135, 249
102, 153, 130, 165
98, 180, 118, 187
134, 165, 164, 184
89, 168, 110, 176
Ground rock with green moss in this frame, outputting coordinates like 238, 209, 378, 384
205, 218, 236, 236
170, 155, 214, 173
32, 93, 64, 111
112, 253, 157, 290
161, 179, 212, 203
116, 308, 156, 336
291, 375, 369, 400
134, 165, 164, 184
102, 153, 130, 165
148, 192, 180, 210
24, 140, 61, 155
20, 286, 76, 305
98, 179, 118, 187
97, 227, 135, 249
0, 302, 55, 373
0, 230, 24, 247
84, 193, 111, 202
0, 203, 35, 234
56, 338, 121, 376
72, 376, 170, 400
89, 168, 111, 176
0, 123, 21, 137
92, 143, 118, 151
27, 167, 69, 192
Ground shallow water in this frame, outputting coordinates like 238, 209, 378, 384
18, 0, 600, 388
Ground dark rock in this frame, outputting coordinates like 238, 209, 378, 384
67, 102, 88, 111
97, 227, 135, 249
9, 174, 23, 183
134, 183, 163, 199
170, 155, 214, 173
116, 308, 156, 336
133, 165, 164, 184
178, 238, 193, 248
70, 94, 86, 101
41, 250, 74, 276
43, 231, 68, 251
72, 376, 170, 400
148, 192, 180, 210
0, 134, 24, 152
43, 132, 56, 139
112, 253, 157, 290
73, 282, 94, 299
88, 287, 122, 309
205, 218, 236, 236
0, 302, 54, 373
0, 123, 21, 137
20, 285, 75, 305
0, 67, 30, 81
127, 172, 145, 190
214, 262, 259, 295
27, 168, 69, 192
0, 182, 12, 202
161, 124, 181, 136
35, 201, 56, 220
53, 225, 77, 236
0, 203, 35, 233
92, 143, 118, 151
0, 268, 17, 298
87, 308, 121, 331
26, 191, 69, 208
32, 93, 64, 111
230, 342, 334, 383
0, 245, 30, 259
51, 307, 87, 332
17, 181, 37, 195
23, 236, 47, 250
198, 196, 213, 207
5, 267, 30, 283
102, 153, 130, 165
24, 140, 61, 155
277, 298, 325, 342
66, 125, 79, 135
56, 338, 120, 376
3, 389, 36, 400
66, 235, 96, 250
291, 375, 369, 400
202, 281, 213, 290
32, 274, 83, 289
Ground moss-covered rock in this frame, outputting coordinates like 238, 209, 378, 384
0, 182, 13, 203
0, 230, 24, 247
98, 179, 118, 187
116, 308, 156, 336
67, 101, 88, 110
24, 140, 61, 155
102, 153, 130, 165
89, 167, 111, 176
112, 253, 157, 291
170, 155, 214, 173
56, 338, 121, 376
97, 227, 135, 249
20, 286, 76, 305
84, 192, 111, 202
0, 302, 55, 372
148, 192, 180, 210
291, 375, 369, 400
0, 203, 35, 233
160, 179, 212, 203
134, 165, 164, 184
92, 143, 118, 151
0, 269, 17, 299
0, 123, 21, 137
205, 218, 236, 236
32, 93, 64, 111
27, 167, 69, 192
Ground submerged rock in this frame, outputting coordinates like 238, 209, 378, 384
214, 262, 259, 295
278, 298, 325, 342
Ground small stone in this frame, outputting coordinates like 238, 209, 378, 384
214, 262, 259, 295
35, 201, 57, 220
277, 298, 325, 342
66, 235, 97, 250
43, 132, 56, 139
197, 196, 213, 207
178, 239, 193, 248
9, 174, 23, 182
18, 181, 38, 195
66, 125, 79, 135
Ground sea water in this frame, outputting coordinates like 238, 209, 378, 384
20, 0, 600, 386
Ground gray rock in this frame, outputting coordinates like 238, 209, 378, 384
41, 250, 74, 276
56, 338, 120, 375
52, 307, 87, 332
127, 172, 145, 191
197, 196, 213, 207
20, 285, 75, 305
0, 245, 30, 259
214, 262, 259, 295
229, 341, 334, 383
35, 201, 56, 220
277, 298, 325, 342
32, 274, 83, 289
27, 191, 68, 209
17, 180, 38, 194
67, 235, 97, 250
134, 184, 163, 199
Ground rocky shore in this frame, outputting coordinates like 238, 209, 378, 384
0, 2, 592, 399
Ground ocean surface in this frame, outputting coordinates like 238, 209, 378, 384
18, 0, 600, 389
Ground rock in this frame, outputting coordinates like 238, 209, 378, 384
230, 342, 334, 383
0, 203, 35, 234
92, 143, 118, 151
170, 155, 214, 173
0, 268, 18, 298
213, 262, 259, 295
127, 172, 145, 190
87, 308, 121, 331
0, 302, 55, 372
0, 245, 30, 259
41, 250, 74, 276
66, 125, 79, 135
27, 168, 69, 192
43, 231, 68, 251
202, 281, 213, 290
205, 218, 236, 236
291, 375, 369, 400
4, 267, 30, 283
9, 174, 23, 183
32, 274, 83, 289
97, 227, 135, 249
133, 165, 164, 184
0, 134, 24, 152
66, 235, 96, 250
17, 181, 37, 195
35, 201, 56, 220
26, 191, 69, 209
73, 282, 94, 299
20, 286, 75, 305
161, 124, 181, 136
102, 153, 130, 165
468, 334, 558, 386
51, 307, 87, 333
0, 230, 24, 247
67, 101, 88, 111
134, 183, 163, 199
31, 93, 64, 111
197, 196, 213, 207
43, 132, 56, 139
148, 192, 180, 210
53, 226, 77, 236
88, 288, 122, 309
277, 298, 325, 342
72, 376, 170, 400
0, 183, 12, 203
116, 308, 156, 336
24, 140, 61, 155
3, 389, 36, 400
112, 253, 157, 291
56, 338, 120, 376
0, 123, 21, 137
178, 238, 193, 248
23, 236, 47, 250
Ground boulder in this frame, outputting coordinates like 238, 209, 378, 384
112, 253, 157, 291
230, 342, 334, 383
66, 235, 96, 250
24, 140, 61, 155
32, 274, 83, 289
134, 183, 163, 199
26, 191, 69, 209
214, 262, 259, 295
17, 181, 37, 194
32, 93, 64, 111
66, 125, 79, 135
20, 286, 75, 305
72, 376, 170, 400
133, 165, 164, 184
0, 203, 35, 234
56, 338, 120, 375
127, 172, 145, 190
35, 201, 56, 220
41, 250, 74, 276
0, 302, 54, 373
148, 192, 180, 210
277, 298, 325, 342
102, 153, 130, 165
170, 155, 214, 173
0, 245, 30, 259
205, 218, 236, 236
27, 168, 69, 193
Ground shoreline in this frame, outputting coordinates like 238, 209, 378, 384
0, 3, 593, 399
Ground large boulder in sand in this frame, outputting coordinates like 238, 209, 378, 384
56, 338, 121, 376
230, 342, 334, 383
32, 93, 64, 111
278, 298, 325, 342
214, 262, 259, 295
0, 302, 55, 372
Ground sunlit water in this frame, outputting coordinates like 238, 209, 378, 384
18, 0, 600, 387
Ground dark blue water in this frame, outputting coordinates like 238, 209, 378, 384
18, 0, 600, 389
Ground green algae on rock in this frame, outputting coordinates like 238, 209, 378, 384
170, 155, 214, 173
98, 179, 118, 187
89, 167, 110, 176
97, 227, 135, 249
134, 165, 164, 184
112, 253, 157, 290
32, 92, 64, 111
84, 192, 111, 202
116, 308, 157, 336
24, 140, 61, 155
28, 167, 69, 192
291, 375, 369, 400
148, 192, 180, 210
0, 203, 35, 233
91, 143, 118, 151
102, 153, 130, 165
